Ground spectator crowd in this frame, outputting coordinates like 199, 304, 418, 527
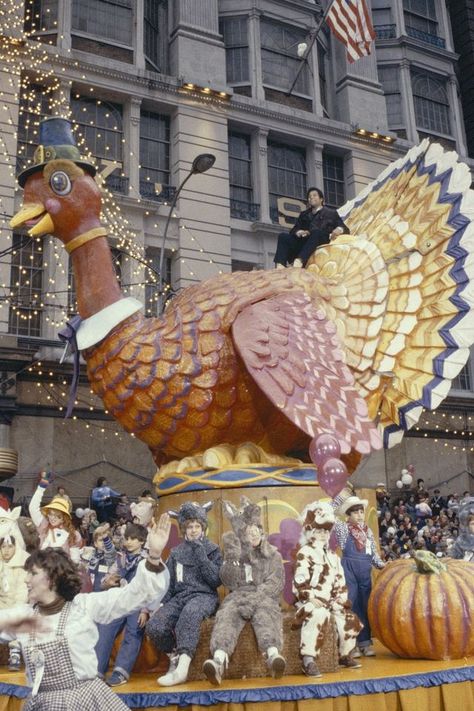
375, 479, 471, 560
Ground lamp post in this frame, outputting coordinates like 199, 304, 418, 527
158, 153, 216, 313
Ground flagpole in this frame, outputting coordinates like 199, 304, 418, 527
286, 2, 334, 98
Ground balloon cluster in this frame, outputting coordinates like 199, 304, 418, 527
395, 464, 415, 489
309, 433, 348, 497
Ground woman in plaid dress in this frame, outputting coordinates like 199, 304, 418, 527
0, 514, 171, 710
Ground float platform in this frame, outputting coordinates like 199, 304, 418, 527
0, 642, 472, 710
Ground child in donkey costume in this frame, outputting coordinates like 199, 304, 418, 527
202, 496, 286, 685
449, 497, 474, 561
146, 501, 222, 686
293, 500, 362, 677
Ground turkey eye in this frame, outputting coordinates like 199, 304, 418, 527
49, 171, 72, 195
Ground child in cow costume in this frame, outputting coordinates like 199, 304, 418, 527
293, 501, 362, 677
202, 497, 286, 685
146, 501, 222, 686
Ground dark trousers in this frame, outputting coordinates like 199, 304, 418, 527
146, 592, 218, 658
274, 228, 329, 266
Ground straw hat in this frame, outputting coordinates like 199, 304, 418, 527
337, 495, 368, 517
41, 496, 72, 519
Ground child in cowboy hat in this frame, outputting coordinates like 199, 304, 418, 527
332, 495, 385, 658
29, 471, 82, 563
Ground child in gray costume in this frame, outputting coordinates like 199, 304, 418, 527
146, 501, 222, 686
449, 498, 474, 561
202, 496, 286, 685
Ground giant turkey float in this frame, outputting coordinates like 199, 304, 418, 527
2, 116, 473, 710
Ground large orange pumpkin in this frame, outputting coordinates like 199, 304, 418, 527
368, 551, 474, 660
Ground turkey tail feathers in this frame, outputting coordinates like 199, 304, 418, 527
308, 141, 474, 448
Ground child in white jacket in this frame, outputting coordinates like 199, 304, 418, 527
0, 535, 29, 670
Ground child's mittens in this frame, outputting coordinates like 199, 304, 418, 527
38, 470, 53, 489
222, 531, 241, 562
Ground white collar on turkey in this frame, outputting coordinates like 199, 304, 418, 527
75, 297, 143, 350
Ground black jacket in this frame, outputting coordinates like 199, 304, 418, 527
290, 205, 349, 238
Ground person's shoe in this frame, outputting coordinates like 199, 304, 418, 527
293, 258, 303, 268
360, 645, 376, 657
107, 670, 128, 686
203, 658, 224, 686
275, 263, 285, 269
339, 654, 362, 669
8, 650, 21, 671
302, 658, 322, 677
267, 652, 286, 679
158, 654, 192, 686
352, 647, 361, 658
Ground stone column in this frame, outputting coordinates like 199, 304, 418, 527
399, 60, 418, 143
392, 0, 406, 36
0, 53, 21, 335
448, 75, 468, 156
169, 0, 226, 89
124, 97, 142, 199
171, 104, 231, 291
135, 0, 146, 70
248, 9, 264, 101
57, 0, 72, 51
254, 129, 270, 224
437, 0, 454, 53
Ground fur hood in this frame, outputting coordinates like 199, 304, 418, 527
1, 546, 29, 568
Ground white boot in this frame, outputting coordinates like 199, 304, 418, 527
157, 653, 192, 686
203, 649, 227, 686
266, 646, 286, 679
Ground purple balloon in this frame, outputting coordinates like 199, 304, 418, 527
309, 434, 341, 468
318, 457, 348, 497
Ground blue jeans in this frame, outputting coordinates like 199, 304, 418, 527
95, 609, 144, 678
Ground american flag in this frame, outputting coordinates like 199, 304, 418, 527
326, 0, 376, 63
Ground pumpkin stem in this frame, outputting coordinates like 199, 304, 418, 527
414, 550, 447, 574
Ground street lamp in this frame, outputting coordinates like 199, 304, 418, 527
158, 153, 216, 312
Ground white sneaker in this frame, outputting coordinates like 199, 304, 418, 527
293, 258, 303, 268
275, 263, 285, 269
352, 648, 361, 658
361, 646, 376, 657
157, 653, 191, 686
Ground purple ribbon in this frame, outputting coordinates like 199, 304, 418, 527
58, 315, 83, 418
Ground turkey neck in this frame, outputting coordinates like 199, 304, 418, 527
70, 238, 122, 319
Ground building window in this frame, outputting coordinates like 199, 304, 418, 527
323, 153, 345, 208
411, 70, 450, 135
144, 248, 172, 316
231, 260, 260, 272
229, 132, 258, 221
8, 234, 43, 337
219, 16, 250, 93
144, 0, 168, 73
403, 0, 437, 35
318, 42, 328, 115
71, 96, 124, 188
24, 0, 58, 34
451, 362, 473, 391
268, 141, 306, 223
378, 66, 403, 128
16, 83, 50, 174
72, 0, 133, 46
260, 19, 310, 97
139, 111, 171, 202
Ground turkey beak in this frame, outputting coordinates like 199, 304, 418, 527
9, 203, 55, 237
